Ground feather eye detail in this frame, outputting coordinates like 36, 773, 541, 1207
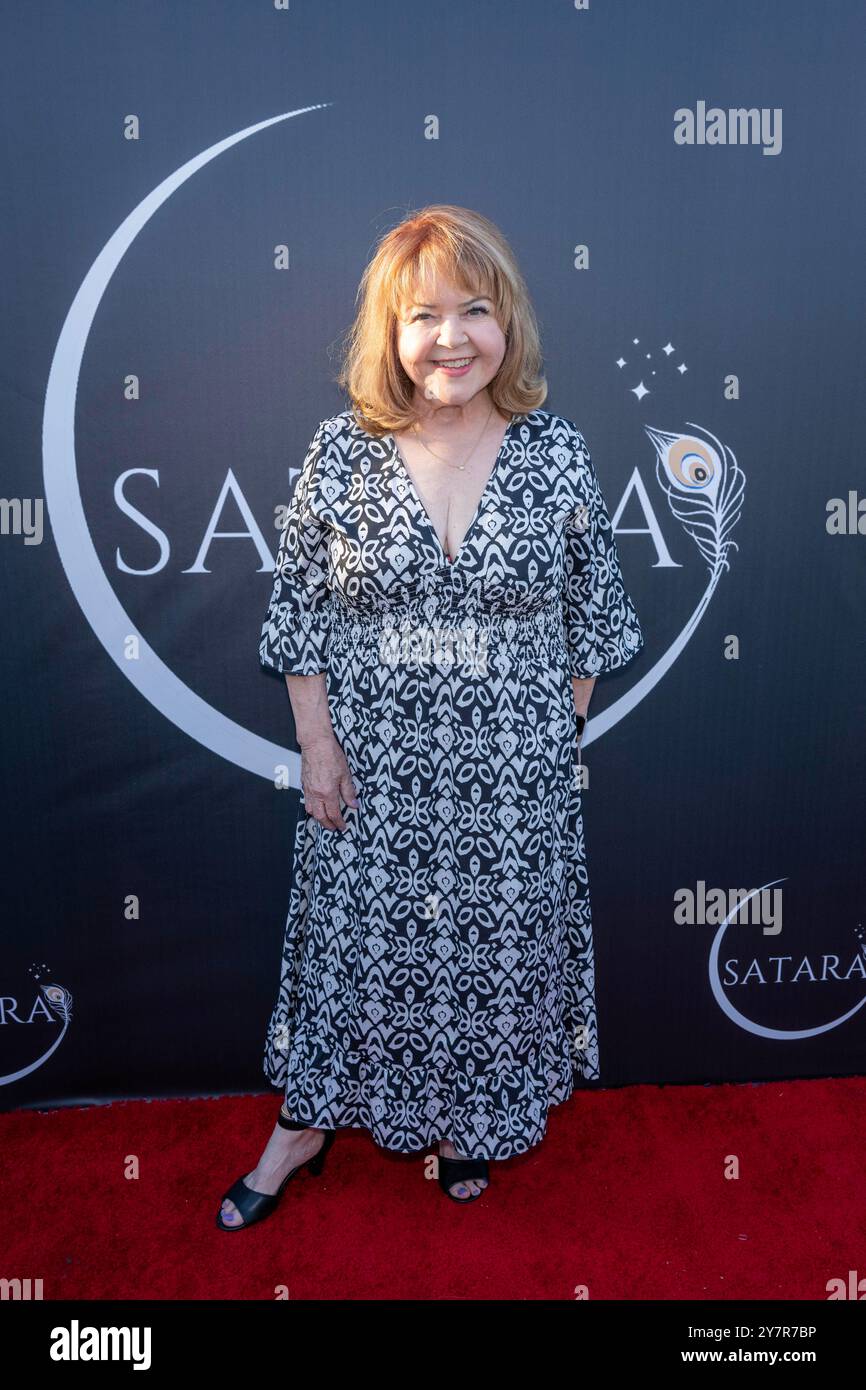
42, 983, 74, 1023
645, 423, 745, 577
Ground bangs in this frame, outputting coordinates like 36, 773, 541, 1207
390, 236, 501, 317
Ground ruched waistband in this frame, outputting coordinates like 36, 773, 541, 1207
328, 596, 565, 659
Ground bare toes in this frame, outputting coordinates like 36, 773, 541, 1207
220, 1200, 242, 1226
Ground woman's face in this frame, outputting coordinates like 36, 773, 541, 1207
395, 273, 507, 410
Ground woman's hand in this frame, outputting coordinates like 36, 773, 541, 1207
571, 674, 595, 725
299, 732, 359, 831
571, 674, 593, 772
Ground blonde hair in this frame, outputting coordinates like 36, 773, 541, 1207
335, 204, 547, 436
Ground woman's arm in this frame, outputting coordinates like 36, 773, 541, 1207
285, 672, 358, 831
285, 671, 333, 747
571, 674, 596, 725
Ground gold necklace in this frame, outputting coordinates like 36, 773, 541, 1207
408, 401, 496, 472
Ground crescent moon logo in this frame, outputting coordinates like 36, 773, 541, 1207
44, 105, 332, 786
708, 879, 866, 1038
44, 106, 736, 782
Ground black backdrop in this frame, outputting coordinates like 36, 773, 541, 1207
2, 0, 865, 1111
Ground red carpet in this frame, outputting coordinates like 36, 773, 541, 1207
4, 1077, 865, 1300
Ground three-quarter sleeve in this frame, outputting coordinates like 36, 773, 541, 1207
562, 431, 644, 677
259, 420, 333, 676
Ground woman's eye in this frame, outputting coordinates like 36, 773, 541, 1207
411, 306, 489, 322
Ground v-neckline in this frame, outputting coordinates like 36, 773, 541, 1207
387, 413, 517, 567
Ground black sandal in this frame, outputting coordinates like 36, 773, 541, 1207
437, 1150, 490, 1203
216, 1104, 336, 1231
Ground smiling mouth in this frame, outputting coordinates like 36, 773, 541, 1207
434, 357, 475, 367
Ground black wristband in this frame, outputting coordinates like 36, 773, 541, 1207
575, 714, 586, 736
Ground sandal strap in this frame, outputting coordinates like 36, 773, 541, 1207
278, 1105, 334, 1133
220, 1174, 281, 1224
438, 1154, 489, 1183
278, 1112, 311, 1130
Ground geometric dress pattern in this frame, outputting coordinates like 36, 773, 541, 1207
259, 406, 644, 1159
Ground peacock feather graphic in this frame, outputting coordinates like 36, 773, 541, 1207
645, 422, 745, 580
42, 983, 74, 1023
584, 420, 746, 748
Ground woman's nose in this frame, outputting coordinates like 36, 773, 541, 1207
437, 322, 469, 345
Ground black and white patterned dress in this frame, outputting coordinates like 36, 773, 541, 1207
259, 407, 643, 1160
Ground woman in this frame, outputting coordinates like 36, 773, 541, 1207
217, 204, 643, 1228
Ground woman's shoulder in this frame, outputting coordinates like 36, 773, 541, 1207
516, 410, 592, 468
301, 410, 386, 513
313, 408, 396, 453
314, 408, 364, 443
303, 409, 381, 463
519, 408, 587, 443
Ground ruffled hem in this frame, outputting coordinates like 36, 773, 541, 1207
262, 1025, 596, 1161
